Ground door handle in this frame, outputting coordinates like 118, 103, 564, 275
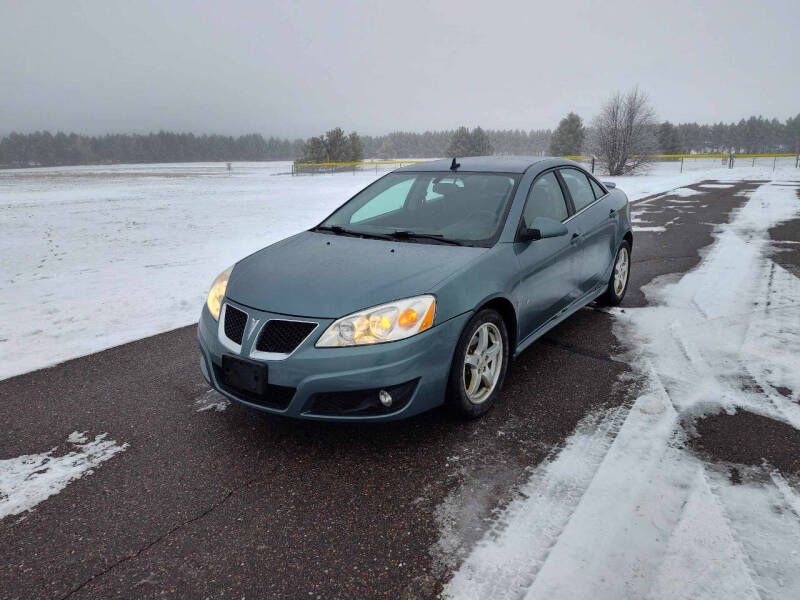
609, 209, 616, 219
570, 232, 582, 244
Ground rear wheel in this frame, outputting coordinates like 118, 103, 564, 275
446, 309, 509, 419
598, 241, 631, 306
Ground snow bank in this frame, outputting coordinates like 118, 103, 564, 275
443, 173, 800, 599
0, 432, 127, 519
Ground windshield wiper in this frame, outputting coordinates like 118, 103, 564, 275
313, 225, 393, 241
313, 225, 357, 236
389, 230, 464, 246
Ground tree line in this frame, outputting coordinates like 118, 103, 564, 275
358, 128, 552, 159
545, 88, 800, 174
1, 111, 798, 169
0, 131, 306, 168
658, 116, 800, 154
298, 126, 504, 162
0, 127, 554, 168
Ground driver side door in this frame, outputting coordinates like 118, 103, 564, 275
513, 170, 582, 340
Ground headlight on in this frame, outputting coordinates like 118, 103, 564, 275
316, 295, 436, 347
205, 265, 233, 321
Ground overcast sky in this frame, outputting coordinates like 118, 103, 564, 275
1, 0, 798, 137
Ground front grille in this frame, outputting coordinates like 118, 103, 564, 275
224, 305, 248, 344
214, 364, 295, 410
308, 379, 418, 416
256, 320, 317, 354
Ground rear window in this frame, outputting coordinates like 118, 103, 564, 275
589, 177, 606, 199
560, 168, 596, 212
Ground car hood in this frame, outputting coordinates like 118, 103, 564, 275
225, 231, 486, 318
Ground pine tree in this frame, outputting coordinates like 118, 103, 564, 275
446, 126, 494, 157
788, 114, 800, 153
549, 113, 585, 156
658, 122, 681, 154
302, 136, 327, 162
322, 128, 348, 162
469, 127, 494, 156
447, 126, 473, 156
347, 132, 364, 162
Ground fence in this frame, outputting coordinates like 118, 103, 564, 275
292, 153, 800, 176
292, 160, 426, 175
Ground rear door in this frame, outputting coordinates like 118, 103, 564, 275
558, 168, 617, 294
514, 170, 583, 339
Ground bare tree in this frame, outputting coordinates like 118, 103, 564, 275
590, 87, 658, 175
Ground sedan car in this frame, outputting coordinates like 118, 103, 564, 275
198, 156, 632, 421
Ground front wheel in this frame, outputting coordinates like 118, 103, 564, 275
446, 309, 509, 419
598, 241, 631, 306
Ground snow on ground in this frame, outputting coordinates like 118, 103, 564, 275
632, 225, 667, 233
0, 432, 127, 519
443, 172, 800, 599
0, 162, 379, 379
193, 388, 230, 412
664, 187, 704, 198
0, 160, 794, 380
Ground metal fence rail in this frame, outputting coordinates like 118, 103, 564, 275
292, 160, 426, 175
292, 153, 800, 175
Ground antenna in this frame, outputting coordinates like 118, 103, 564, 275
450, 157, 460, 171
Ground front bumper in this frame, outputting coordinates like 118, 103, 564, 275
197, 300, 470, 422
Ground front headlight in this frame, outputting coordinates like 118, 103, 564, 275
316, 295, 436, 347
205, 265, 233, 321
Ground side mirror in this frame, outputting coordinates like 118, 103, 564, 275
518, 227, 541, 242
519, 217, 568, 242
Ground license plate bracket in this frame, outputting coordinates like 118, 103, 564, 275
221, 354, 268, 396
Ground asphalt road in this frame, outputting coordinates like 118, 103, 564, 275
0, 180, 785, 600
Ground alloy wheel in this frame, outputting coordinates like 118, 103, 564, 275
614, 247, 629, 296
463, 322, 503, 404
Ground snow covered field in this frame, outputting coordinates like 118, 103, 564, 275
0, 160, 796, 381
0, 161, 377, 379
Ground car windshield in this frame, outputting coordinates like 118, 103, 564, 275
316, 172, 520, 247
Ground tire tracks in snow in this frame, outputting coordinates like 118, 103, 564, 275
442, 180, 800, 600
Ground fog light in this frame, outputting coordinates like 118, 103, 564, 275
378, 390, 392, 407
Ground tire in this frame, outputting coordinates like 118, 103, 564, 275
598, 240, 631, 306
446, 309, 510, 419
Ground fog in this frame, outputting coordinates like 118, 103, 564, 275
1, 0, 797, 136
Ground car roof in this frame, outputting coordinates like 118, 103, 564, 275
395, 155, 575, 174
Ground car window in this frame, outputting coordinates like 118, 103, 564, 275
589, 177, 606, 200
424, 177, 463, 203
560, 168, 596, 212
319, 172, 519, 246
351, 178, 414, 222
522, 171, 568, 225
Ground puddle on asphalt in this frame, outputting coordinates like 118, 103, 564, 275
686, 409, 800, 480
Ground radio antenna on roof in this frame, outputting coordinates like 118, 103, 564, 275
450, 157, 460, 171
